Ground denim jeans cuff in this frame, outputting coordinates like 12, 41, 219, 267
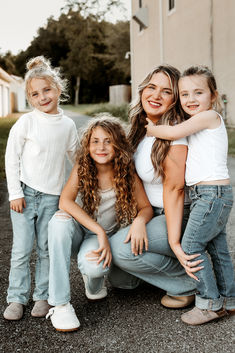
166, 290, 196, 297
223, 296, 235, 310
195, 295, 223, 310
33, 295, 49, 302
48, 296, 71, 307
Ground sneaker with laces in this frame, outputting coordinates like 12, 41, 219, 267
46, 303, 80, 332
181, 306, 227, 325
82, 274, 107, 300
3, 303, 24, 320
31, 300, 50, 317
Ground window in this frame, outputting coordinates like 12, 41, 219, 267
169, 0, 175, 11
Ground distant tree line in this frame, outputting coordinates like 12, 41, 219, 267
0, 0, 130, 104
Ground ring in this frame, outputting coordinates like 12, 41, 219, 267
185, 260, 188, 266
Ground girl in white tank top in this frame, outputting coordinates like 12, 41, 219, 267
145, 66, 235, 325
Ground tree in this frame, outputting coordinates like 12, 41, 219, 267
0, 51, 16, 74
14, 16, 70, 78
12, 0, 130, 103
63, 0, 126, 21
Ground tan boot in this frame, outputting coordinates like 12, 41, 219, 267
161, 295, 195, 308
181, 306, 227, 325
227, 309, 235, 315
31, 300, 50, 317
3, 303, 24, 320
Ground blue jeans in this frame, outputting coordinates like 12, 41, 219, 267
181, 185, 235, 310
108, 206, 196, 297
48, 211, 110, 306
7, 184, 59, 305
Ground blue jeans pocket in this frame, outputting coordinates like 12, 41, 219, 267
217, 203, 233, 226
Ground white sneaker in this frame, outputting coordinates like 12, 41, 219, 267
82, 275, 107, 300
46, 303, 80, 332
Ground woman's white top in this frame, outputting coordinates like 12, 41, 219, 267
77, 188, 118, 236
5, 108, 79, 201
185, 113, 229, 186
134, 135, 188, 208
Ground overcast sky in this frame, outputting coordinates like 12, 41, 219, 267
0, 0, 131, 55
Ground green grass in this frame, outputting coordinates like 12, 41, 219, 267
228, 128, 235, 157
0, 114, 19, 180
62, 104, 101, 115
62, 102, 129, 122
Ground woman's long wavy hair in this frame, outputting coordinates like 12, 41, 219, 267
77, 115, 137, 227
128, 65, 185, 179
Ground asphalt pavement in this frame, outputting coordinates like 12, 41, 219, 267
0, 110, 234, 353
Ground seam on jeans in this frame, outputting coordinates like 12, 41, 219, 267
217, 203, 233, 226
182, 200, 214, 254
208, 233, 227, 296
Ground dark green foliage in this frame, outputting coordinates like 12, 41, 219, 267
83, 103, 129, 121
228, 128, 235, 156
0, 117, 17, 180
4, 0, 130, 104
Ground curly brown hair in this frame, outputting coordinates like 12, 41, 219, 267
77, 114, 137, 227
128, 65, 185, 179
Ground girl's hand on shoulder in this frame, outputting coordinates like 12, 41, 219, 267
88, 233, 112, 269
171, 243, 204, 281
10, 198, 26, 213
124, 218, 148, 256
145, 118, 155, 137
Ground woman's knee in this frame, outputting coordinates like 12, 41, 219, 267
109, 228, 132, 262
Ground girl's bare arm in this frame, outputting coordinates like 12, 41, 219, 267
146, 110, 220, 140
163, 145, 203, 280
59, 163, 111, 267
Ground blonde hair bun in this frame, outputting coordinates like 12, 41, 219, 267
25, 55, 68, 103
26, 56, 51, 71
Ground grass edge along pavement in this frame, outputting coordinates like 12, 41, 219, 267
0, 114, 19, 180
1, 106, 235, 181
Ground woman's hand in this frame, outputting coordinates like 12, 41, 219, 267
124, 218, 148, 256
87, 233, 112, 269
171, 243, 204, 281
10, 198, 26, 213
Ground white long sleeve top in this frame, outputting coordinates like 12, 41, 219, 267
5, 108, 79, 201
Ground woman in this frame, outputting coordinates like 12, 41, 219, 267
109, 65, 201, 308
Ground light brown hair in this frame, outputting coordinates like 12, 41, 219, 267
181, 65, 222, 113
128, 65, 185, 179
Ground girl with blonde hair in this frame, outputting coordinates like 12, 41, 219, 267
4, 56, 78, 321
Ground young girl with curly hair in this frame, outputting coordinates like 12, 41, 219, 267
46, 115, 153, 332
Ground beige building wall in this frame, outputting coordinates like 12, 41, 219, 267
131, 0, 235, 126
0, 68, 11, 117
